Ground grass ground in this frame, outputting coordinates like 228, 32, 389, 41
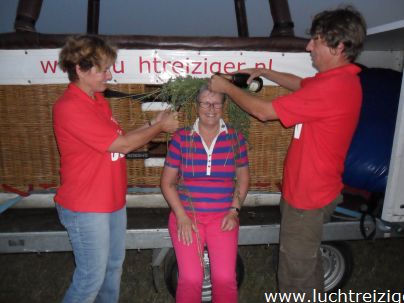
0, 238, 403, 303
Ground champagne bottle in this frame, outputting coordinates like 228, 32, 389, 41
216, 72, 263, 93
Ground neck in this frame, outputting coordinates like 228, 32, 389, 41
75, 82, 95, 99
319, 56, 350, 72
198, 122, 220, 149
198, 122, 220, 135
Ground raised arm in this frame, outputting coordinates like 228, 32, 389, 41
108, 110, 178, 154
241, 68, 302, 92
209, 75, 278, 122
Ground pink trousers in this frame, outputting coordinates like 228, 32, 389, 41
168, 212, 239, 303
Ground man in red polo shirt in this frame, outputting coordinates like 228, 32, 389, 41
209, 6, 366, 296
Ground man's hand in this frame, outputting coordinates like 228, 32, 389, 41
237, 68, 265, 84
208, 74, 233, 94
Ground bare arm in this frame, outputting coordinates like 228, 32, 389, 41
108, 110, 178, 154
222, 165, 249, 231
241, 68, 302, 92
209, 75, 278, 122
232, 166, 249, 209
161, 166, 196, 245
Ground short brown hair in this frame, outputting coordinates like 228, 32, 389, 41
310, 6, 366, 61
59, 35, 117, 82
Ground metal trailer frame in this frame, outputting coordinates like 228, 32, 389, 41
1, 218, 402, 253
1, 193, 403, 251
2, 189, 403, 254
1, 201, 403, 292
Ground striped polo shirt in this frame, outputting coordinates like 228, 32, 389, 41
165, 118, 249, 213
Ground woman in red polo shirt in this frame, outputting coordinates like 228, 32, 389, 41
53, 35, 178, 303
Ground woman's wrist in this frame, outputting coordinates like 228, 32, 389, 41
148, 119, 162, 132
173, 207, 187, 218
229, 206, 240, 216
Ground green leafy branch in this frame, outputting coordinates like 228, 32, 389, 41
120, 75, 251, 140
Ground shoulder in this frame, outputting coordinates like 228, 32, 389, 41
171, 127, 191, 140
312, 64, 361, 85
175, 127, 192, 135
53, 89, 94, 122
226, 126, 244, 138
53, 89, 76, 113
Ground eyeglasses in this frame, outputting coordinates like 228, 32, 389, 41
198, 102, 223, 109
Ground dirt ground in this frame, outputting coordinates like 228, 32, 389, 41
1, 237, 403, 303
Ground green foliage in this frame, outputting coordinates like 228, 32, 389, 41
139, 76, 251, 139
158, 76, 207, 111
227, 100, 250, 141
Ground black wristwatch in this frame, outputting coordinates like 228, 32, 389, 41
229, 206, 240, 215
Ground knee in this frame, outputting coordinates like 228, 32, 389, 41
82, 267, 106, 289
212, 270, 236, 289
107, 252, 125, 272
85, 275, 106, 294
74, 258, 108, 288
177, 270, 203, 290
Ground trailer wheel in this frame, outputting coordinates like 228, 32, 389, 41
321, 242, 353, 291
272, 241, 353, 292
164, 248, 244, 302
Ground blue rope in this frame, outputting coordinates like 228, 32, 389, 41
335, 206, 362, 219
0, 195, 24, 214
127, 187, 161, 194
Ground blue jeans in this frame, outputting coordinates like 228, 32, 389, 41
56, 204, 127, 303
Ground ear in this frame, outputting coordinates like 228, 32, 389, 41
75, 64, 83, 77
336, 42, 345, 55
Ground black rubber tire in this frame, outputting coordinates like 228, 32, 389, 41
321, 242, 353, 291
272, 241, 353, 292
164, 248, 245, 302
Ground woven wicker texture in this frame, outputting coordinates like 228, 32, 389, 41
0, 84, 64, 191
0, 84, 292, 192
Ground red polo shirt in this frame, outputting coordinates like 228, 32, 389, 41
53, 83, 127, 212
272, 64, 362, 209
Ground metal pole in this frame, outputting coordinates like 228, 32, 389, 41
87, 0, 100, 34
14, 0, 44, 32
268, 0, 294, 37
234, 0, 249, 37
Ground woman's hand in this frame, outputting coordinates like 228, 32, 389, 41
221, 211, 239, 231
176, 213, 197, 245
156, 110, 179, 133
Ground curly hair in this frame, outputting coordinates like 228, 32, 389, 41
309, 6, 367, 61
59, 35, 117, 82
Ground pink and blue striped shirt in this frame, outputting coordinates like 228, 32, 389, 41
165, 119, 249, 213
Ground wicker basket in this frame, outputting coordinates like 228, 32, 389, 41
0, 83, 292, 192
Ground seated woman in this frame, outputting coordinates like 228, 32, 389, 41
161, 85, 249, 303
